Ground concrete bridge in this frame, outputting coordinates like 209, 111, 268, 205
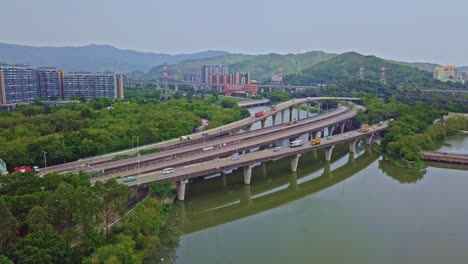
86, 106, 355, 180
422, 151, 468, 164
237, 99, 271, 108
125, 122, 388, 200
39, 97, 361, 176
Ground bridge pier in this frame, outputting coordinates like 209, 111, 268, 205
365, 134, 374, 145
221, 174, 228, 188
261, 162, 267, 177
306, 102, 311, 118
272, 113, 277, 126
314, 130, 322, 139
269, 87, 272, 92
297, 106, 300, 120
328, 125, 335, 136
316, 102, 321, 112
348, 139, 358, 153
290, 154, 302, 172
244, 124, 252, 132
324, 146, 335, 162
340, 122, 346, 134
347, 152, 356, 166
281, 110, 285, 124
243, 165, 255, 184
260, 119, 267, 129
176, 179, 189, 201
289, 107, 293, 122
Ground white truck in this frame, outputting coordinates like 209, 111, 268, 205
289, 139, 303, 148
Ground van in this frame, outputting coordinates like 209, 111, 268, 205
289, 139, 303, 148
162, 168, 175, 175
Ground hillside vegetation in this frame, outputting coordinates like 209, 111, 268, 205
284, 52, 433, 85
143, 51, 336, 81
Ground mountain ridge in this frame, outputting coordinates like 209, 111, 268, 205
0, 43, 229, 73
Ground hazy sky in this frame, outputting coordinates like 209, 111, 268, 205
1, 0, 467, 65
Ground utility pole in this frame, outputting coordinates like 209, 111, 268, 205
43, 151, 47, 168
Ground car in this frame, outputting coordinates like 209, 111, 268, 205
33, 166, 40, 172
273, 147, 281, 152
326, 135, 333, 140
123, 176, 136, 183
231, 153, 240, 160
162, 168, 175, 175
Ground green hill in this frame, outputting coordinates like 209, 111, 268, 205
284, 52, 433, 85
142, 51, 336, 81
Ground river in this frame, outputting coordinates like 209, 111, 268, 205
171, 108, 468, 264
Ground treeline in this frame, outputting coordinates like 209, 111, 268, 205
0, 96, 249, 170
360, 97, 468, 165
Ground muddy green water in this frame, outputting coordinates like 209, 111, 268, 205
172, 132, 468, 264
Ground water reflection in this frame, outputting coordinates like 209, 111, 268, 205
179, 144, 378, 234
378, 159, 426, 184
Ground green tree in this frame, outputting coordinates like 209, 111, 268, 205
27, 206, 53, 233
12, 231, 70, 264
94, 179, 131, 239
149, 181, 174, 199
87, 235, 139, 264
73, 186, 103, 236
0, 200, 18, 247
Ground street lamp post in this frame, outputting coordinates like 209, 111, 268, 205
137, 136, 140, 174
43, 151, 47, 168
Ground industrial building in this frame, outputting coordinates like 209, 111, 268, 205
0, 63, 124, 109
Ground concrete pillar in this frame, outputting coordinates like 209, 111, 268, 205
306, 102, 310, 118
365, 134, 374, 145
290, 154, 302, 172
328, 125, 335, 136
348, 139, 358, 153
340, 122, 346, 134
243, 165, 254, 184
313, 149, 318, 160
324, 146, 335, 162
297, 106, 300, 120
244, 124, 252, 132
316, 102, 321, 111
314, 130, 322, 139
260, 119, 266, 129
281, 110, 285, 124
289, 107, 293, 122
176, 179, 189, 201
269, 87, 272, 92
272, 114, 277, 126
308, 132, 313, 141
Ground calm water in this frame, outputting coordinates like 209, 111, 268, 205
437, 134, 468, 155
173, 130, 468, 263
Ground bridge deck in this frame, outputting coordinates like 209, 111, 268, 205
422, 152, 468, 164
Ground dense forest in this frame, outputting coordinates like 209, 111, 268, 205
0, 93, 250, 170
0, 171, 178, 263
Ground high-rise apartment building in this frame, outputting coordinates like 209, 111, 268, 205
63, 72, 122, 100
433, 65, 458, 81
0, 64, 124, 108
201, 64, 229, 83
0, 64, 38, 106
37, 67, 63, 98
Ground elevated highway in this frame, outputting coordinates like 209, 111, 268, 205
122, 122, 389, 200
39, 97, 361, 175
87, 106, 357, 181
